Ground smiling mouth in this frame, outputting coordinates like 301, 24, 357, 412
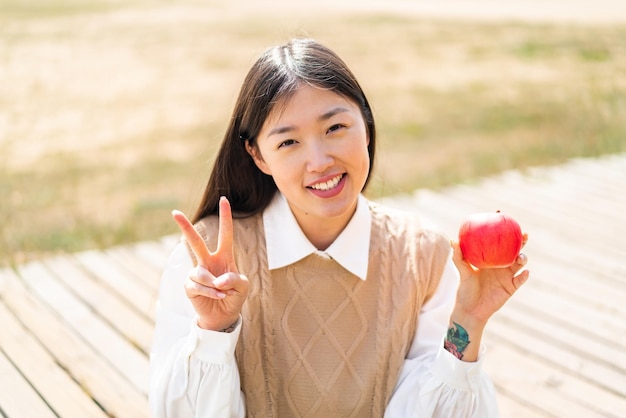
309, 174, 344, 191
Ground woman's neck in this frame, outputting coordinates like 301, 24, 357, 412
294, 206, 357, 251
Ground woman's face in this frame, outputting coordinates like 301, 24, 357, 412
247, 84, 370, 247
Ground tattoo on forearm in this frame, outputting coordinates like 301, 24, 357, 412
444, 322, 470, 360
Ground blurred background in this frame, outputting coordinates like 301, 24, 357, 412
2, 0, 625, 265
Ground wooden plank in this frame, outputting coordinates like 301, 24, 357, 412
0, 302, 108, 417
545, 156, 626, 205
500, 164, 625, 221
485, 341, 624, 418
0, 347, 57, 418
16, 261, 150, 396
399, 185, 626, 288
0, 267, 150, 417
42, 255, 155, 354
503, 280, 625, 349
73, 250, 156, 322
496, 393, 553, 418
396, 179, 626, 321
452, 162, 624, 224
450, 172, 625, 261
502, 274, 625, 362
528, 260, 626, 318
105, 245, 163, 292
533, 235, 625, 283
484, 268, 626, 414
488, 306, 626, 398
104, 234, 180, 293
136, 238, 179, 271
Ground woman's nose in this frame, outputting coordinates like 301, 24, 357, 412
306, 141, 334, 173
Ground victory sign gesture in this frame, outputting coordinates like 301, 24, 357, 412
172, 197, 249, 331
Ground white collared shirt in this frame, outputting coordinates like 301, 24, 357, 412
149, 194, 499, 417
263, 192, 371, 280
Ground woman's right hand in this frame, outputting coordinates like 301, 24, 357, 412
172, 197, 249, 331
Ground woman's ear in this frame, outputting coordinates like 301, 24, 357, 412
245, 140, 271, 175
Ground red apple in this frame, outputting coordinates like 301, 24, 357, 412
458, 211, 523, 269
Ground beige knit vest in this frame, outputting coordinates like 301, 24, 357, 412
194, 201, 450, 418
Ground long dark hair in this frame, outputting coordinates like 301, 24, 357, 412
192, 38, 377, 222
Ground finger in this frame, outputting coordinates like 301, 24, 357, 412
189, 268, 247, 295
521, 232, 529, 248
172, 210, 211, 264
216, 196, 234, 255
450, 240, 475, 274
188, 265, 216, 287
450, 240, 462, 264
185, 278, 227, 299
512, 269, 530, 291
508, 252, 528, 275
213, 272, 249, 294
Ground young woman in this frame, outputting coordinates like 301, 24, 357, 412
149, 38, 529, 417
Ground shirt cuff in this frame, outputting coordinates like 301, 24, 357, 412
432, 343, 486, 391
189, 316, 242, 364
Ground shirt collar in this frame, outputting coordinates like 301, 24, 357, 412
262, 192, 371, 280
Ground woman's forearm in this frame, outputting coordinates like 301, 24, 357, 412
444, 312, 486, 362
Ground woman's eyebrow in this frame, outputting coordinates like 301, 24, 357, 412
267, 107, 350, 137
319, 106, 350, 121
267, 125, 296, 137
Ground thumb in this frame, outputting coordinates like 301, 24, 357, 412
214, 272, 249, 295
450, 240, 474, 276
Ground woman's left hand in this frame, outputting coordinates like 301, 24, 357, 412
450, 233, 530, 325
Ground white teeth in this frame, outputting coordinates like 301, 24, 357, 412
311, 175, 342, 191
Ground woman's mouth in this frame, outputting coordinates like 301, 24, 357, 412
309, 174, 344, 191
307, 173, 347, 198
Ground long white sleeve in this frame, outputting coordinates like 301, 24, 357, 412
384, 258, 500, 418
149, 241, 245, 418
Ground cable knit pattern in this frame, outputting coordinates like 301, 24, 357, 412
369, 204, 393, 417
194, 202, 450, 417
235, 215, 277, 416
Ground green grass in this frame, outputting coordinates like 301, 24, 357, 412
2, 4, 626, 265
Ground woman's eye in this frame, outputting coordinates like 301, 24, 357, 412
327, 124, 345, 134
278, 139, 296, 149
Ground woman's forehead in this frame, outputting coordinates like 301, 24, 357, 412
264, 85, 358, 125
